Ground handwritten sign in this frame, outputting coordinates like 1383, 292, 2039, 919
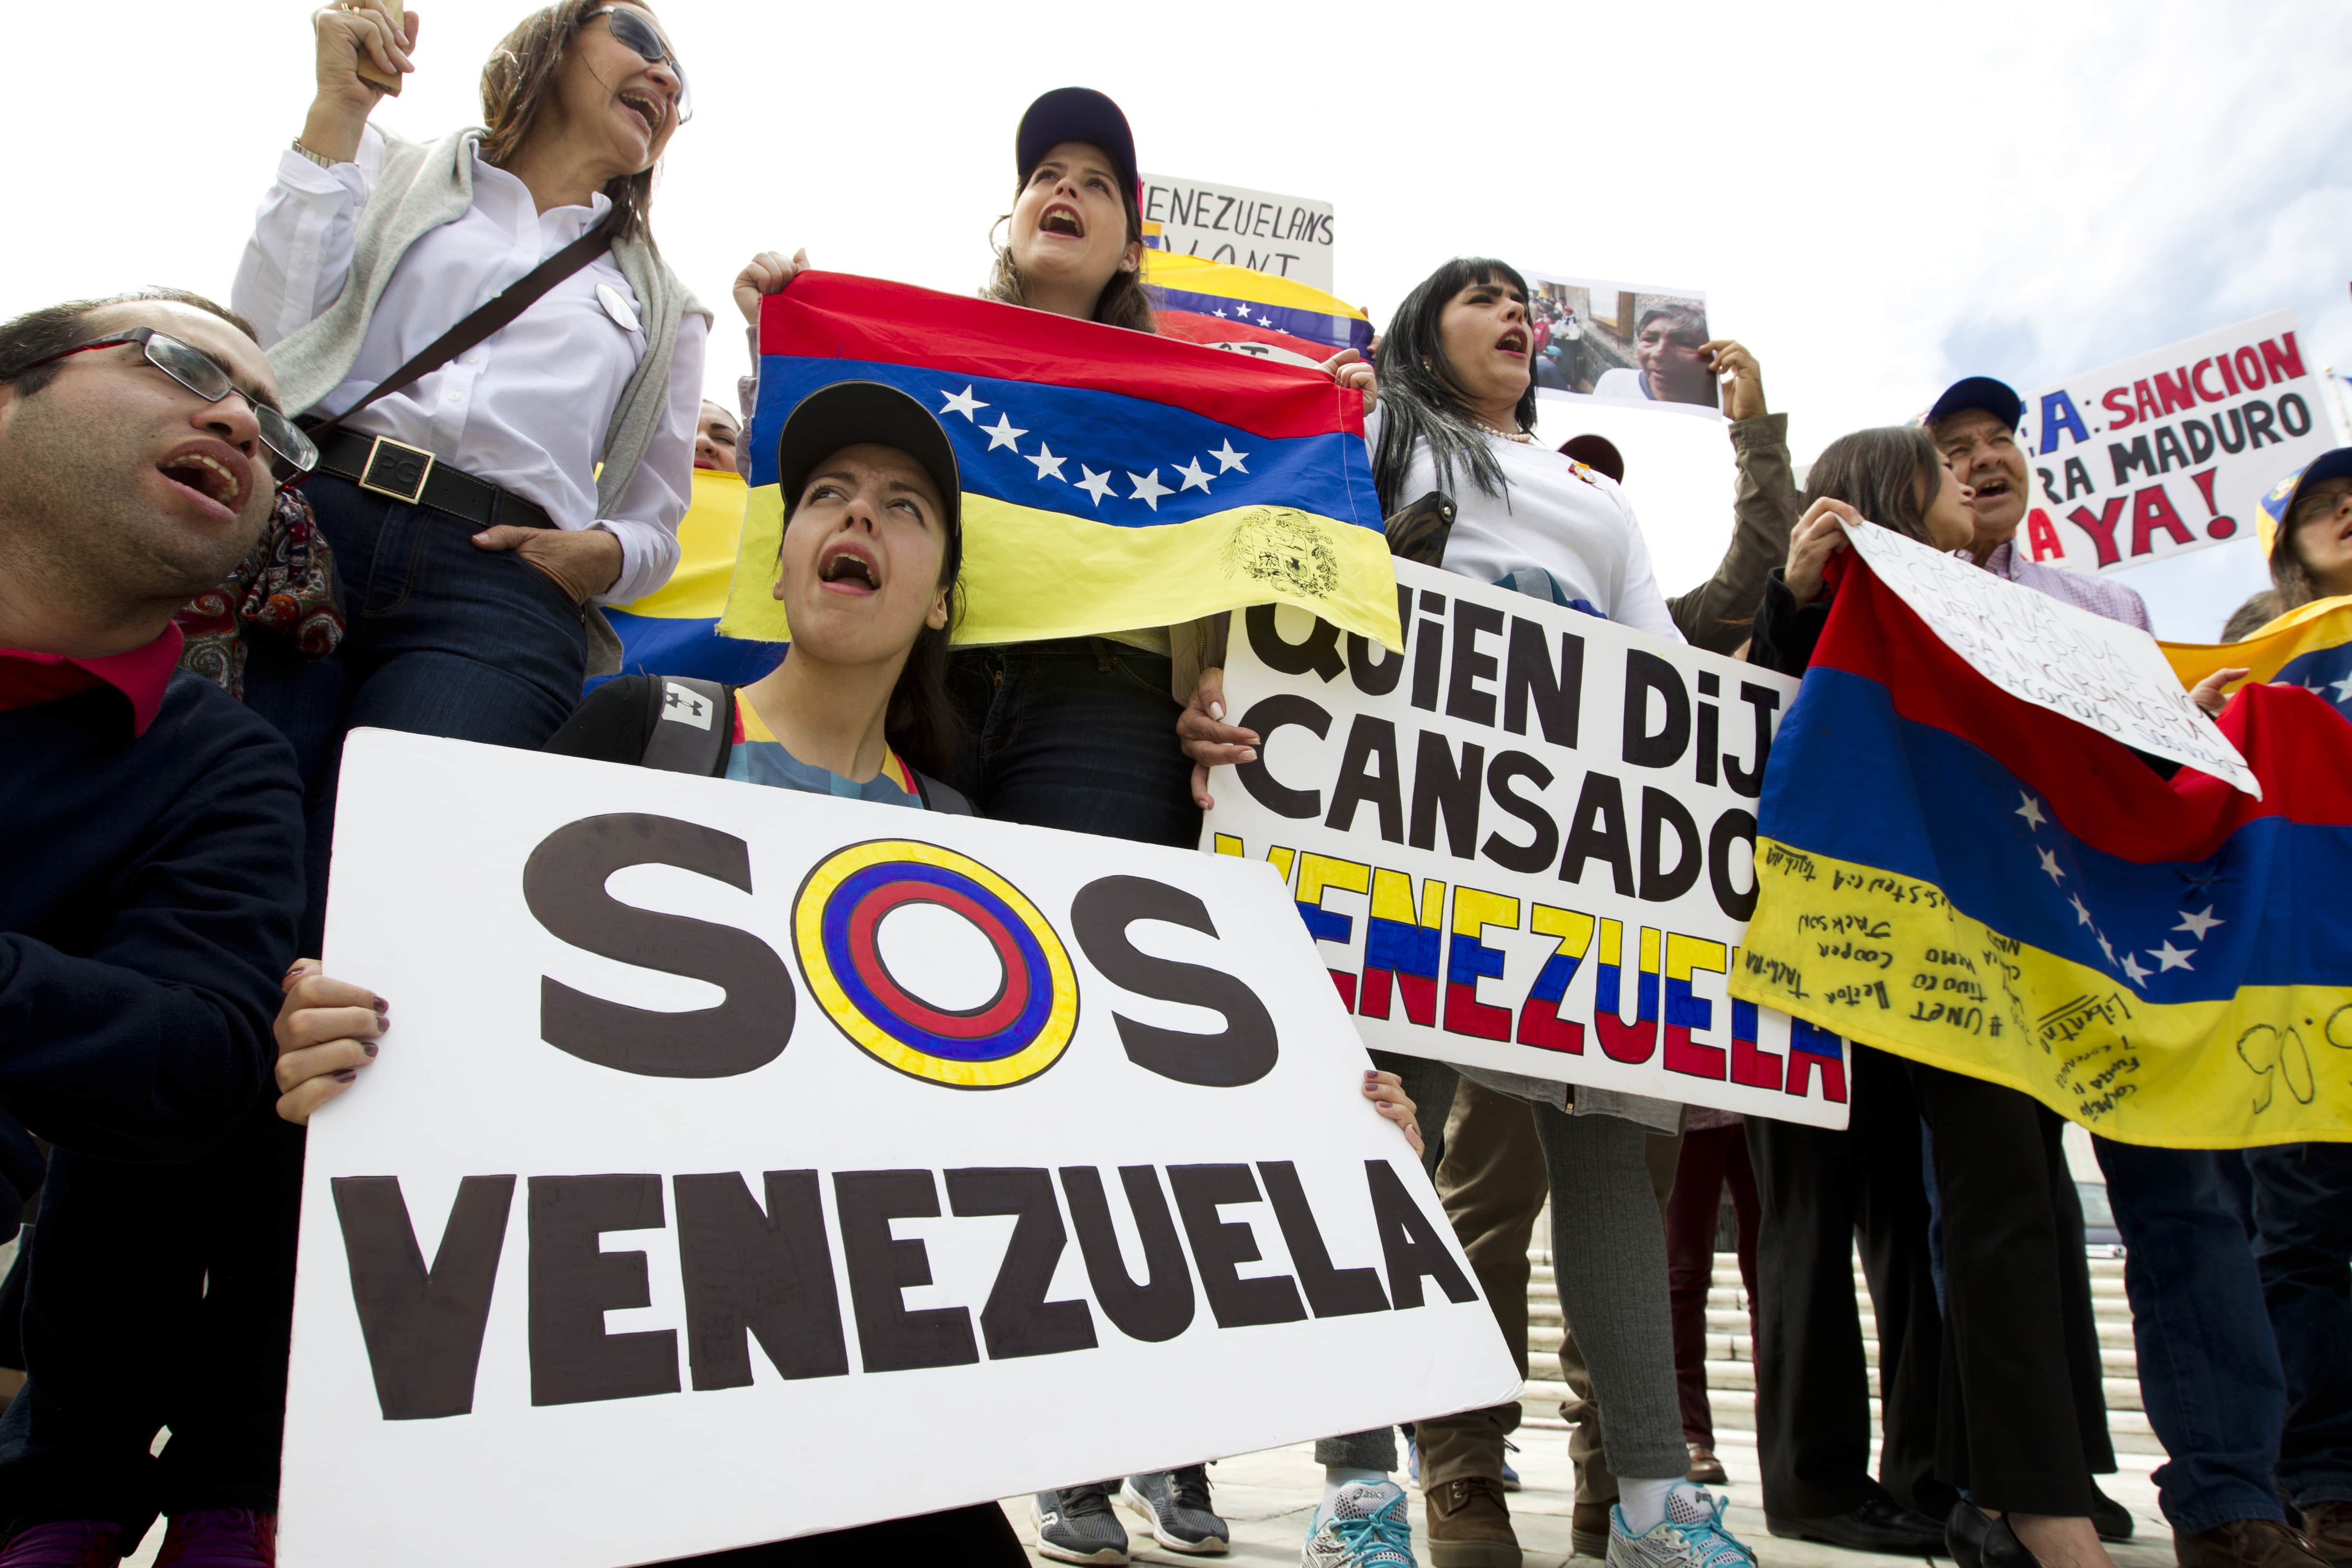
1140, 174, 1335, 290
2013, 311, 2333, 576
1837, 520, 2259, 795
1202, 560, 1849, 1129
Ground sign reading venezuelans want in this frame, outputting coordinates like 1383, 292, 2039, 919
279, 732, 1517, 1568
1201, 560, 1850, 1130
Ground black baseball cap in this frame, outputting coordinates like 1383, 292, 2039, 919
1924, 376, 2024, 432
773, 381, 962, 534
1016, 87, 1139, 204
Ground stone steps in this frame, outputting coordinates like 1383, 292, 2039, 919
1516, 1237, 2158, 1454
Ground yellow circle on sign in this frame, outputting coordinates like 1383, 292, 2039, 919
792, 839, 1079, 1089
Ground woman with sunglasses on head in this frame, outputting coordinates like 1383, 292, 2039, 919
0, 10, 709, 1565
232, 0, 709, 944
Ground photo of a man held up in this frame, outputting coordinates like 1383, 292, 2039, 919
1524, 274, 1723, 416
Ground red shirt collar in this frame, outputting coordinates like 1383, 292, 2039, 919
0, 623, 184, 736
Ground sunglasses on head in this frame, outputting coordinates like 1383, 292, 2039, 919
584, 6, 691, 123
20, 327, 318, 484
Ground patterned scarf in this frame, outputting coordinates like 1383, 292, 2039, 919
175, 485, 344, 698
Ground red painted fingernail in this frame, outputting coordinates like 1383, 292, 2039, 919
333, 1069, 358, 1082
363, 1041, 380, 1058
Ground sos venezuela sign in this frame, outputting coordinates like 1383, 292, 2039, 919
279, 731, 1518, 1568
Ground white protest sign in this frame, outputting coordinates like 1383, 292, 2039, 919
1141, 173, 1335, 290
1836, 520, 2259, 795
2013, 311, 2332, 575
280, 731, 1518, 1568
1201, 560, 1850, 1130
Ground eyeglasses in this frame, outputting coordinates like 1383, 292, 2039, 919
19, 328, 318, 483
585, 6, 691, 124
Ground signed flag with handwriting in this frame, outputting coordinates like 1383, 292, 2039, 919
2163, 593, 2352, 727
719, 272, 1398, 650
1729, 554, 2352, 1148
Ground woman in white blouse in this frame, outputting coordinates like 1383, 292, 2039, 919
233, 0, 709, 936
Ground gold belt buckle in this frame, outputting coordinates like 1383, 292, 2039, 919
358, 436, 437, 505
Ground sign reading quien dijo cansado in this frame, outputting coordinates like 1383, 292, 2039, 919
279, 732, 1519, 1568
1202, 560, 1850, 1130
2014, 310, 2332, 576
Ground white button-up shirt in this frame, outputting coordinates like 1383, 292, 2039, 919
232, 126, 704, 604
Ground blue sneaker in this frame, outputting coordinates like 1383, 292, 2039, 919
1302, 1480, 1418, 1567
1607, 1483, 1755, 1568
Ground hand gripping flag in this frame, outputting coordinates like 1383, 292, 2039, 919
2163, 593, 2352, 726
720, 272, 1399, 650
600, 467, 783, 686
1729, 554, 2352, 1148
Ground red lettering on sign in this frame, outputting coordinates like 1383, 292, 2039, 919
2131, 485, 2195, 557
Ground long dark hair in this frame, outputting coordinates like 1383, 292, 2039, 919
884, 541, 965, 781
985, 157, 1156, 335
2268, 471, 2351, 612
1371, 257, 1539, 514
1800, 426, 1947, 544
479, 1, 663, 245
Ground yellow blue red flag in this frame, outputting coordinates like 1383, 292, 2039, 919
1140, 251, 1373, 362
600, 467, 782, 686
1730, 555, 2352, 1147
720, 272, 1398, 649
2163, 594, 2352, 724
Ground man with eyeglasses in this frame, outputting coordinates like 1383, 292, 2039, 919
0, 289, 309, 1567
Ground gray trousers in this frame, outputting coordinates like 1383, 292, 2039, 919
1314, 1062, 1687, 1484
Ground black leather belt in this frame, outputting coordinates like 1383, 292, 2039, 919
309, 429, 554, 531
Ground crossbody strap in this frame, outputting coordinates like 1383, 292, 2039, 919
639, 677, 734, 775
304, 208, 623, 441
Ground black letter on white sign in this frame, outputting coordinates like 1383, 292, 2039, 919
333, 1174, 515, 1421
523, 813, 796, 1078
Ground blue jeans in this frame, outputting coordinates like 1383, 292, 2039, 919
2093, 1136, 2287, 1532
2245, 1142, 2352, 1508
944, 638, 1200, 848
244, 475, 591, 948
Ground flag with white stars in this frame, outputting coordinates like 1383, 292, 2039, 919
1732, 552, 2352, 1148
1139, 251, 1373, 363
2164, 592, 2352, 730
716, 273, 1398, 651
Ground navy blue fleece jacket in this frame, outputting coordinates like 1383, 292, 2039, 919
0, 673, 304, 1160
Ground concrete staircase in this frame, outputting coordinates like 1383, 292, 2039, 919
1516, 1238, 2158, 1457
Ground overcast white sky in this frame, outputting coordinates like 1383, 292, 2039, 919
12, 1, 2351, 637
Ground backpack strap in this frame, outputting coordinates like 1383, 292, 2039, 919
639, 677, 734, 776
913, 770, 977, 816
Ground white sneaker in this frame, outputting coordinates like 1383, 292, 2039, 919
1606, 1483, 1755, 1568
1302, 1480, 1418, 1567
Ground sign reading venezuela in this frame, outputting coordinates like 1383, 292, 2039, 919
1202, 560, 1849, 1130
1731, 553, 2352, 1149
281, 731, 1515, 1568
721, 272, 1399, 651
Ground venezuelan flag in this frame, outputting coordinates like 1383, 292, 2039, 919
1729, 555, 2352, 1148
721, 273, 1398, 650
1140, 251, 1373, 358
2163, 594, 2352, 724
599, 468, 783, 686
